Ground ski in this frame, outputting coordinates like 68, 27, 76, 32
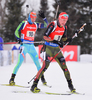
67, 91, 85, 95
12, 90, 71, 95
1, 83, 51, 88
1, 84, 30, 88
43, 84, 52, 88
45, 92, 71, 95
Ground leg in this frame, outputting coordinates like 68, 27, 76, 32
31, 58, 50, 93
55, 54, 76, 92
28, 44, 47, 84
9, 46, 26, 85
29, 47, 41, 71
30, 45, 53, 93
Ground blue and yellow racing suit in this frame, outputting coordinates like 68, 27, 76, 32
13, 17, 48, 74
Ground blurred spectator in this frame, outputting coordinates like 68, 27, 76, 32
0, 37, 3, 50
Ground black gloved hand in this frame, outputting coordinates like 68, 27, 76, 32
74, 30, 79, 37
17, 39, 22, 44
53, 40, 63, 47
39, 11, 45, 18
66, 38, 72, 43
74, 28, 84, 37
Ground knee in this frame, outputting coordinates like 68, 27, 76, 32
43, 60, 50, 72
62, 68, 68, 72
35, 54, 39, 60
43, 68, 47, 72
58, 56, 65, 63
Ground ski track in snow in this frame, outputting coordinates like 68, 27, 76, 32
0, 62, 92, 100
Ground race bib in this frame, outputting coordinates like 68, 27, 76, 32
27, 31, 35, 37
54, 35, 62, 41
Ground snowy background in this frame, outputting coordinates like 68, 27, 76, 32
1, 1, 92, 99
0, 54, 92, 100
1, 0, 54, 16
23, 0, 54, 16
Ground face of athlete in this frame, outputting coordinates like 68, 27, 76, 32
59, 18, 68, 26
31, 17, 36, 23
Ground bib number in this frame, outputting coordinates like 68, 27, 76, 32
27, 31, 35, 37
54, 35, 62, 41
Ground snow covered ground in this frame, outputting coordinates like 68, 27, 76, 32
0, 58, 92, 100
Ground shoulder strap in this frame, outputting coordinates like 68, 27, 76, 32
51, 20, 57, 32
22, 21, 27, 30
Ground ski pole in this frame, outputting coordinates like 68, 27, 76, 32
28, 75, 36, 84
0, 41, 45, 44
54, 5, 59, 20
26, 5, 29, 20
21, 41, 45, 44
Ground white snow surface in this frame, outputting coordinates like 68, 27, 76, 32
0, 61, 92, 100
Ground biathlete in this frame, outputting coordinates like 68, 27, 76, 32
9, 11, 48, 85
31, 12, 77, 93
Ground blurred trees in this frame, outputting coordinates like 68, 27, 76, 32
0, 0, 25, 42
0, 0, 92, 54
0, 0, 8, 38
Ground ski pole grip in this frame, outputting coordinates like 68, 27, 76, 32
78, 23, 86, 34
72, 23, 86, 39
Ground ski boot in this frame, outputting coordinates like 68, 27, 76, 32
9, 74, 16, 86
41, 75, 47, 85
30, 79, 40, 93
67, 80, 76, 93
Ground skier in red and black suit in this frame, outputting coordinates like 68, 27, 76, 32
31, 12, 76, 93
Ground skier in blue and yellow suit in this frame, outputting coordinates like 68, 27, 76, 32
9, 11, 48, 85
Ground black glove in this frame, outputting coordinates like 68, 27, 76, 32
17, 39, 22, 44
65, 38, 72, 43
53, 40, 63, 47
74, 30, 79, 37
39, 11, 45, 18
74, 28, 84, 37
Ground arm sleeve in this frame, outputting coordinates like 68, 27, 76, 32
14, 21, 25, 40
44, 22, 55, 37
36, 18, 48, 29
